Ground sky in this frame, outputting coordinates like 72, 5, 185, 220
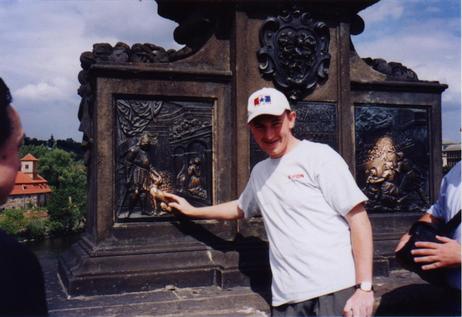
0, 0, 460, 142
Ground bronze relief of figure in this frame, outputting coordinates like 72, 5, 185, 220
363, 167, 385, 201
124, 133, 157, 217
396, 152, 429, 209
362, 137, 401, 212
363, 145, 428, 212
122, 132, 175, 218
186, 157, 207, 199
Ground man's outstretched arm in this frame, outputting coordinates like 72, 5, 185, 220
163, 192, 244, 220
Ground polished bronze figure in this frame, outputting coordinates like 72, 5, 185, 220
124, 133, 158, 217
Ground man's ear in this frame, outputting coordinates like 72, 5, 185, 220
288, 111, 296, 129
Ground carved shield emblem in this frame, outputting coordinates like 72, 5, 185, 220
258, 8, 330, 100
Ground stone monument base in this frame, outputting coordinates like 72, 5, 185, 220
58, 221, 271, 296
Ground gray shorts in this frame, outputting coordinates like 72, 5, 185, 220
271, 286, 355, 317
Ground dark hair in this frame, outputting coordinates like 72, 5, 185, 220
0, 78, 13, 148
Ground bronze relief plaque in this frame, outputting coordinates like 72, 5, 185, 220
355, 105, 431, 213
115, 97, 213, 221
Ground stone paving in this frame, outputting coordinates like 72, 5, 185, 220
38, 246, 270, 317
36, 246, 452, 317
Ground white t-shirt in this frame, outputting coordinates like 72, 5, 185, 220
427, 161, 461, 290
238, 140, 368, 306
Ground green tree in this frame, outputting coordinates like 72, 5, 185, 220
47, 161, 87, 235
25, 217, 47, 240
0, 209, 26, 236
35, 148, 75, 188
19, 144, 48, 160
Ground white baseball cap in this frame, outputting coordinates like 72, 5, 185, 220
247, 87, 291, 123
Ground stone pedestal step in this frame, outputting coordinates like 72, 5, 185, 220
49, 286, 270, 317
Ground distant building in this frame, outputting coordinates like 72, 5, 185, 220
442, 141, 461, 170
1, 154, 52, 210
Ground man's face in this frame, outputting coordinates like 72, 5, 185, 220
249, 111, 296, 159
0, 107, 24, 204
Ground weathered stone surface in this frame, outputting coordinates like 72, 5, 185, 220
362, 57, 419, 81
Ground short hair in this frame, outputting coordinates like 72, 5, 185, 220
0, 78, 13, 148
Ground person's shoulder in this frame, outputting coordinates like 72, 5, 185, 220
299, 140, 338, 158
449, 161, 461, 174
251, 155, 283, 180
445, 161, 461, 182
299, 140, 349, 173
251, 157, 271, 175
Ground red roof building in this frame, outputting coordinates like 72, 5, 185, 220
1, 154, 52, 210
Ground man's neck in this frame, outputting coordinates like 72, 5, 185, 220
287, 136, 301, 152
277, 136, 300, 158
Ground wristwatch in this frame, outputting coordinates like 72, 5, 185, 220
355, 281, 374, 292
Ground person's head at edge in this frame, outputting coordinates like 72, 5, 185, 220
247, 87, 298, 159
0, 78, 24, 204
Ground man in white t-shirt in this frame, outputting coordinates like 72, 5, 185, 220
163, 87, 374, 317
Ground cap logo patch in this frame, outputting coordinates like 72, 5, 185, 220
254, 95, 271, 106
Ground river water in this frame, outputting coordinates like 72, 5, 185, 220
27, 234, 81, 257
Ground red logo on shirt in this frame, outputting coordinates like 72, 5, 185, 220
288, 173, 304, 180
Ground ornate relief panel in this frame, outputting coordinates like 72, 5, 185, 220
257, 7, 330, 101
250, 102, 337, 168
115, 97, 213, 221
355, 105, 431, 213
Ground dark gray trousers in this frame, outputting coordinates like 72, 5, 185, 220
272, 286, 355, 317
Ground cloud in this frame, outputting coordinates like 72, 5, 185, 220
77, 1, 182, 49
15, 82, 63, 101
355, 29, 460, 101
355, 30, 461, 102
17, 98, 82, 140
14, 78, 74, 102
425, 6, 441, 14
360, 0, 404, 24
354, 1, 461, 142
0, 0, 180, 141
